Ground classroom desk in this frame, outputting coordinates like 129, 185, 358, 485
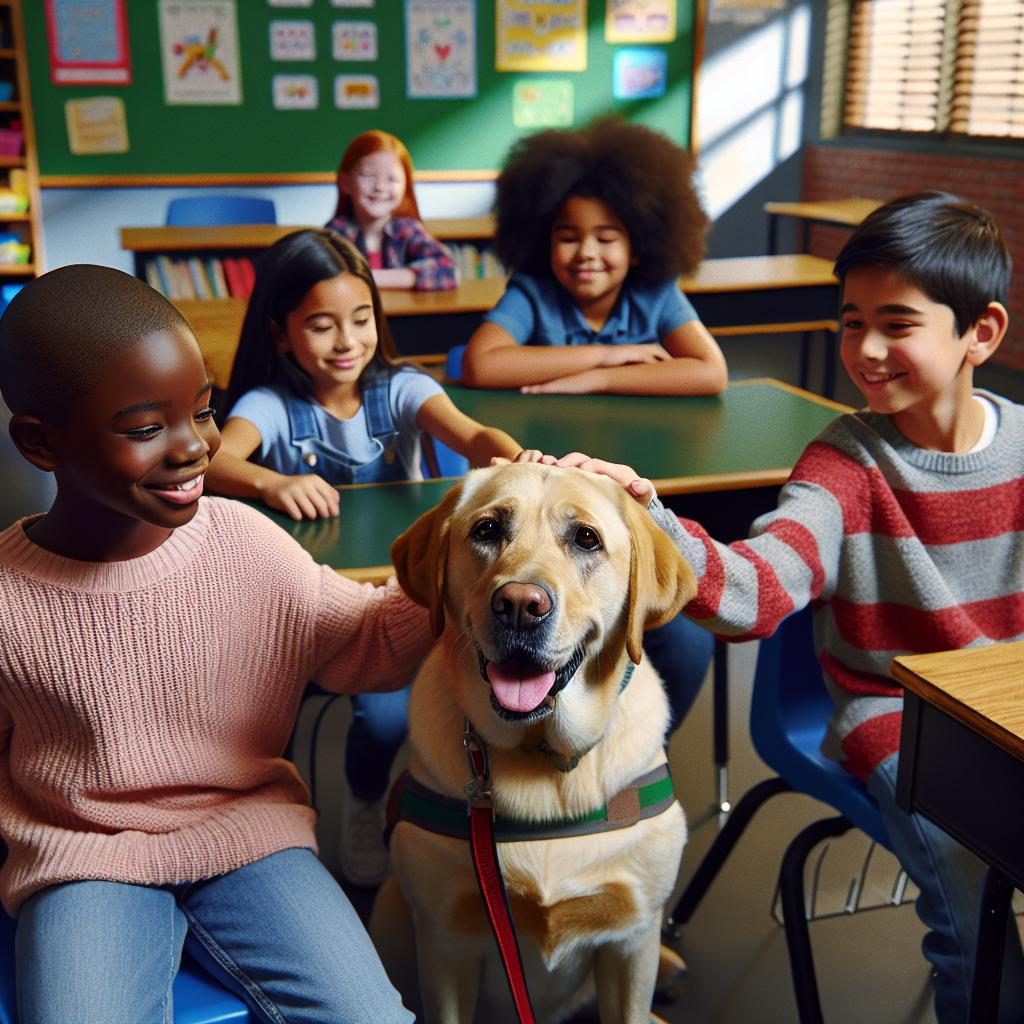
892, 643, 1024, 1023
176, 255, 841, 396
259, 379, 847, 576
258, 378, 850, 813
764, 197, 881, 254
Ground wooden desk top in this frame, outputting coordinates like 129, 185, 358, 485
892, 643, 1024, 761
763, 198, 881, 228
120, 217, 495, 252
379, 276, 505, 316
678, 254, 836, 292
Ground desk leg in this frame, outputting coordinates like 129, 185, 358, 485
767, 215, 779, 255
822, 327, 838, 400
713, 639, 730, 818
798, 332, 813, 392
968, 867, 1014, 1024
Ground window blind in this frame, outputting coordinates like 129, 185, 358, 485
843, 0, 1024, 140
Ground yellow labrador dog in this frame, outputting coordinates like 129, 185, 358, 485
371, 462, 696, 1023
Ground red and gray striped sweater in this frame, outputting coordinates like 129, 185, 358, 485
651, 390, 1024, 781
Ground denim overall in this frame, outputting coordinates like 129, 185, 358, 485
287, 371, 410, 819
284, 371, 405, 485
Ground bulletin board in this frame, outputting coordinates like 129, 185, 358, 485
23, 1, 696, 185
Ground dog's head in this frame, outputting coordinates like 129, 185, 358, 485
392, 463, 697, 743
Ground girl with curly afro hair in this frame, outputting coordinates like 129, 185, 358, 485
462, 117, 727, 397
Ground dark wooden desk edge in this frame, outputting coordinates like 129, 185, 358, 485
891, 659, 1024, 762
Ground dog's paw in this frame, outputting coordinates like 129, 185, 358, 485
655, 942, 687, 1001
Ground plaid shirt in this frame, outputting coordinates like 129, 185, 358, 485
325, 214, 457, 291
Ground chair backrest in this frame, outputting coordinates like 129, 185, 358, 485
166, 196, 277, 227
445, 343, 468, 381
750, 606, 891, 848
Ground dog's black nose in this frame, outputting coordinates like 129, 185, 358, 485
491, 581, 553, 629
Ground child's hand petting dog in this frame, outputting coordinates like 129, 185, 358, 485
488, 450, 657, 508
553, 452, 657, 508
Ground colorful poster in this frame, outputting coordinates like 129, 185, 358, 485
272, 74, 318, 108
270, 20, 316, 60
496, 0, 587, 73
159, 0, 242, 105
613, 48, 667, 99
605, 0, 677, 43
65, 95, 129, 153
406, 0, 476, 98
332, 21, 378, 60
46, 0, 132, 85
513, 81, 573, 128
335, 74, 380, 108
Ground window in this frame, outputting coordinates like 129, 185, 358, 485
840, 0, 1024, 140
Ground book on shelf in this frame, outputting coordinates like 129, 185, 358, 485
206, 257, 229, 299
144, 254, 256, 301
449, 242, 504, 281
187, 257, 212, 300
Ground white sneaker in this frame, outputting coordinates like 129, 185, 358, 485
337, 789, 390, 888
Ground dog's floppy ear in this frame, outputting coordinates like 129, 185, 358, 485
390, 484, 462, 637
624, 498, 698, 664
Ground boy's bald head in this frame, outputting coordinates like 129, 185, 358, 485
0, 265, 192, 421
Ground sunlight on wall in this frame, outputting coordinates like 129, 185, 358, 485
696, 3, 810, 220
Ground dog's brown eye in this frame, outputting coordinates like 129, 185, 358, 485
573, 526, 602, 551
471, 518, 502, 544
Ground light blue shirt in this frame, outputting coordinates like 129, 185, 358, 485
482, 272, 699, 347
227, 370, 443, 481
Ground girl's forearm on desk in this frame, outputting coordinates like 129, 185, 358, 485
462, 334, 612, 389
575, 356, 729, 396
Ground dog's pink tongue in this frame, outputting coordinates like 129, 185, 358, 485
486, 662, 556, 712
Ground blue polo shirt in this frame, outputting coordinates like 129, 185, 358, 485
482, 272, 699, 347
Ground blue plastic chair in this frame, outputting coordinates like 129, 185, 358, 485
166, 196, 276, 227
0, 906, 249, 1022
668, 606, 894, 1024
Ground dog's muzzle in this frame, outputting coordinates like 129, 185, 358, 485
477, 645, 586, 724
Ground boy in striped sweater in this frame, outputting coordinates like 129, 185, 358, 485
551, 192, 1024, 1022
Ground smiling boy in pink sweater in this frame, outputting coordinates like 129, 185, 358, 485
0, 265, 428, 1023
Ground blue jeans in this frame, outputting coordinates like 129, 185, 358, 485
642, 612, 715, 734
346, 687, 410, 802
868, 753, 1024, 1024
14, 848, 413, 1024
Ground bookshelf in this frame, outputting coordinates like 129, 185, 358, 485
0, 0, 43, 305
119, 216, 502, 303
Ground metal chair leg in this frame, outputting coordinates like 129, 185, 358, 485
778, 815, 854, 1024
666, 776, 792, 934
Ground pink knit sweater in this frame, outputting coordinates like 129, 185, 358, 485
0, 497, 432, 914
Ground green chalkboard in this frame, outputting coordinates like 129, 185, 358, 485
23, 3, 694, 182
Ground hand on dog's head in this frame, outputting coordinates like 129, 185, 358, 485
391, 462, 696, 664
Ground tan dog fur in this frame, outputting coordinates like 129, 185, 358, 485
370, 463, 697, 1023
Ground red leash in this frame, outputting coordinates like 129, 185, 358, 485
463, 724, 537, 1024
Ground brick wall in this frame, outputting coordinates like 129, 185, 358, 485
802, 146, 1024, 371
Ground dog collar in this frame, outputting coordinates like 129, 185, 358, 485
390, 761, 676, 844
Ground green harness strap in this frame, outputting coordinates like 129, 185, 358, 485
392, 762, 676, 843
